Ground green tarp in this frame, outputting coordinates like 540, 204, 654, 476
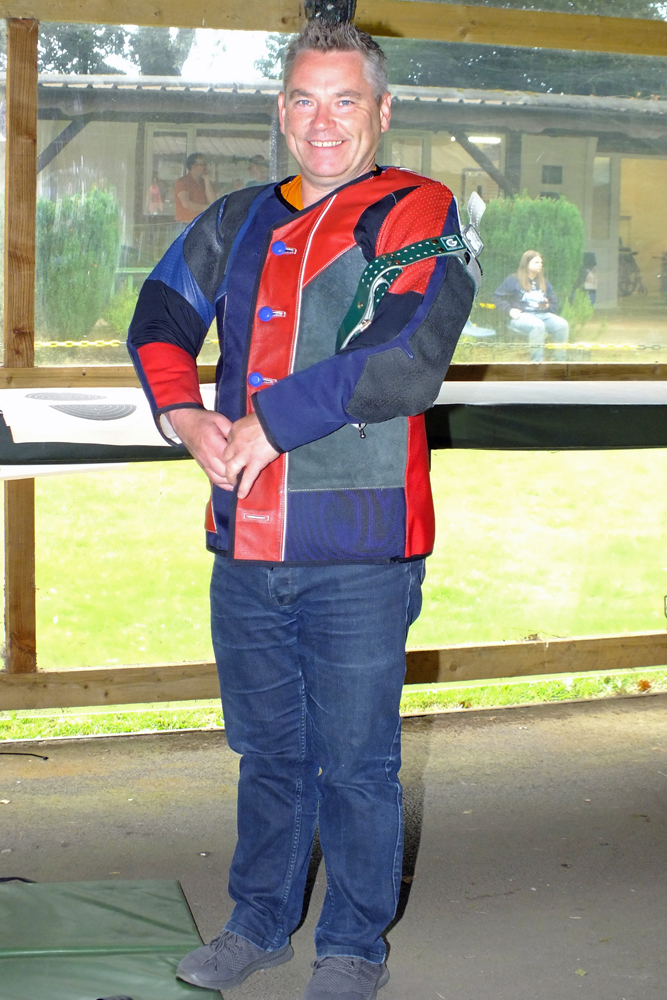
0, 880, 208, 1000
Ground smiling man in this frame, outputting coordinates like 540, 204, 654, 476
128, 19, 476, 1000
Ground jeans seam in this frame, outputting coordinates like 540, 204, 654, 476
271, 676, 307, 947
385, 718, 403, 912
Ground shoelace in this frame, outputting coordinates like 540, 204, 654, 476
311, 957, 375, 985
203, 930, 242, 967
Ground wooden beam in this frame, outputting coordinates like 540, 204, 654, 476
0, 366, 217, 387
36, 114, 92, 174
356, 1, 667, 57
4, 19, 38, 675
2, 630, 666, 709
3, 479, 36, 675
0, 0, 301, 32
1, 362, 666, 389
1, 1, 667, 58
405, 631, 667, 686
451, 131, 517, 197
5, 18, 37, 371
0, 661, 220, 710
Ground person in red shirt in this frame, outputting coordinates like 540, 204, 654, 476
173, 153, 216, 224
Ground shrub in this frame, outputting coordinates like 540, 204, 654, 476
472, 193, 585, 328
561, 288, 594, 336
103, 283, 139, 336
36, 187, 121, 340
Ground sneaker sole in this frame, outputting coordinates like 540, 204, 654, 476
374, 965, 390, 995
177, 942, 294, 990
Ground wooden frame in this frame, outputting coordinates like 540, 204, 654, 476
1, 629, 666, 710
4, 18, 37, 675
1, 3, 667, 707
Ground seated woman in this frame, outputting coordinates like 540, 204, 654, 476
493, 250, 569, 362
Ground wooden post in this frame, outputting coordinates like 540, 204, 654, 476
4, 18, 38, 674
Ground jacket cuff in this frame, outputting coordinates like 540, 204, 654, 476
155, 402, 205, 445
252, 393, 285, 454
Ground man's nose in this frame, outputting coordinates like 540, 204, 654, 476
311, 103, 336, 130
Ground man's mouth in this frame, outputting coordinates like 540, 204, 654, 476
309, 140, 344, 147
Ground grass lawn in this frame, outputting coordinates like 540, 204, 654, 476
32, 448, 667, 670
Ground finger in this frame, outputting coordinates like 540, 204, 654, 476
236, 462, 262, 500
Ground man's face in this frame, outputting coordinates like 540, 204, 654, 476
278, 49, 391, 200
190, 159, 207, 178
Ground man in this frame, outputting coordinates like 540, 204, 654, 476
128, 20, 476, 1000
173, 152, 216, 224
245, 153, 270, 186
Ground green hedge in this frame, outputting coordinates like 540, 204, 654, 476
473, 194, 585, 328
36, 187, 121, 340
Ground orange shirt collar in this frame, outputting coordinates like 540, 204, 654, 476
280, 175, 303, 211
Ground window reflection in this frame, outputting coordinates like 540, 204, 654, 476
32, 25, 667, 366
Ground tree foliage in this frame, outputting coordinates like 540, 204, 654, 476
382, 37, 667, 99
38, 24, 129, 74
0, 23, 197, 76
127, 28, 196, 76
36, 188, 121, 339
254, 34, 290, 80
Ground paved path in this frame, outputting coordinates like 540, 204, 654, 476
1, 693, 666, 999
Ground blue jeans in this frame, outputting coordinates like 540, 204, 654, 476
509, 311, 569, 362
210, 557, 425, 964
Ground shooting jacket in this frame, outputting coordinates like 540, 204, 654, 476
128, 166, 475, 564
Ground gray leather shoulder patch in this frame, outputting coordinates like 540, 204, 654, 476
346, 257, 474, 424
294, 245, 367, 373
183, 186, 265, 304
288, 418, 408, 492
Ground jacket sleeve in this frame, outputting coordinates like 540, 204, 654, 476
127, 208, 222, 442
546, 281, 559, 314
252, 181, 475, 454
128, 186, 276, 442
492, 275, 520, 314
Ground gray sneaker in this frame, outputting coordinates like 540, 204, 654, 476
176, 929, 293, 990
302, 957, 390, 1000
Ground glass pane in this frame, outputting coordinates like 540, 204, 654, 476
376, 35, 667, 363
33, 24, 667, 367
408, 448, 667, 649
34, 24, 280, 369
35, 462, 214, 670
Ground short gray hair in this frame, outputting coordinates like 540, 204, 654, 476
283, 21, 388, 103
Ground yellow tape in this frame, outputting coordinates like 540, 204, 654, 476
34, 337, 219, 348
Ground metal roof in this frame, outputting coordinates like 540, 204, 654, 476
26, 74, 667, 118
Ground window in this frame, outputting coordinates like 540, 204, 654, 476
542, 164, 563, 184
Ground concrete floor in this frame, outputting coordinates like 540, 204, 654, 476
1, 693, 667, 999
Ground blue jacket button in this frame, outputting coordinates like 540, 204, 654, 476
248, 372, 264, 387
258, 306, 274, 322
271, 241, 287, 255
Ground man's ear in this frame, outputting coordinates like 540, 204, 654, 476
379, 92, 392, 134
277, 92, 287, 135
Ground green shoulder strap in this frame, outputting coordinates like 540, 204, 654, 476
335, 233, 468, 352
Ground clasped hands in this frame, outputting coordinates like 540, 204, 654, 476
168, 408, 280, 500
